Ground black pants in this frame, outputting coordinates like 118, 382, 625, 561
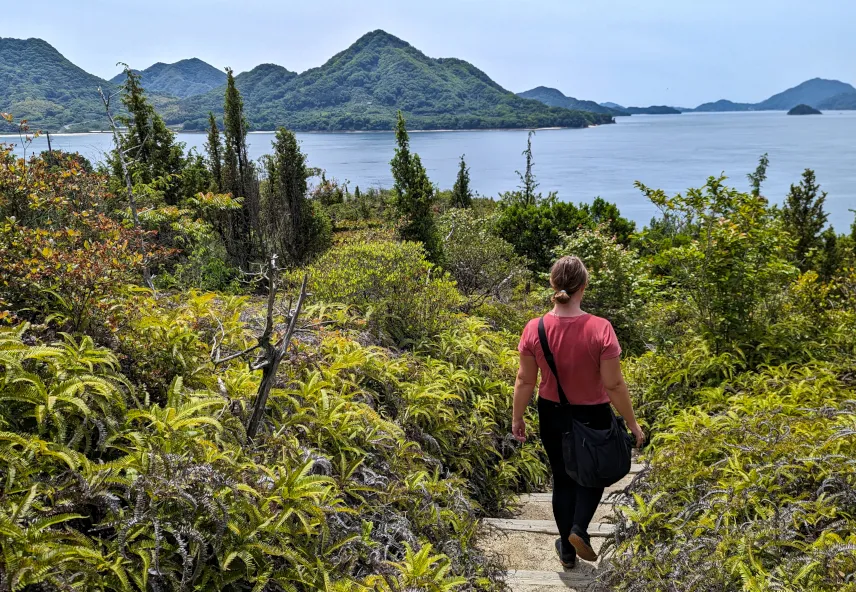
538, 397, 612, 554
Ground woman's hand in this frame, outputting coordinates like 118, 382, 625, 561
629, 422, 646, 448
512, 417, 527, 442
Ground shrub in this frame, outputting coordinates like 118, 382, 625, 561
554, 227, 652, 353
438, 209, 529, 302
598, 362, 856, 592
637, 176, 798, 355
305, 241, 463, 344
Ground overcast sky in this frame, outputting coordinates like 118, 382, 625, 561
4, 0, 854, 107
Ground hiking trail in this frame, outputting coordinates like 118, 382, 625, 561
482, 463, 643, 591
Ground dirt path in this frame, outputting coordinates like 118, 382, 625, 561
481, 464, 642, 591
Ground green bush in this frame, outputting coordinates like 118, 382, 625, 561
438, 209, 529, 302
554, 226, 652, 353
598, 361, 856, 592
636, 176, 798, 356
306, 240, 464, 344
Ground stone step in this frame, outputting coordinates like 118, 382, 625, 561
506, 569, 594, 590
484, 519, 614, 536
518, 492, 626, 504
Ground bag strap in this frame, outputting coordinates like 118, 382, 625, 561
538, 316, 572, 408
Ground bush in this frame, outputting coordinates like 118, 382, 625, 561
636, 176, 798, 356
598, 361, 856, 592
305, 241, 463, 344
554, 227, 652, 353
438, 209, 529, 302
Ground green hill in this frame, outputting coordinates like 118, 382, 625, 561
0, 37, 113, 132
177, 63, 299, 130
817, 91, 856, 110
517, 86, 629, 116
109, 58, 226, 99
170, 30, 614, 131
787, 103, 822, 115
693, 78, 856, 112
756, 78, 855, 110
625, 105, 681, 115
693, 99, 755, 112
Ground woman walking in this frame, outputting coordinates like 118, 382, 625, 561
512, 256, 645, 567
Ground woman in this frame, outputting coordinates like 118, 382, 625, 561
512, 255, 645, 567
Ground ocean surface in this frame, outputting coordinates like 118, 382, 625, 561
4, 111, 856, 229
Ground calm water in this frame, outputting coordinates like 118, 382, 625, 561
4, 111, 856, 229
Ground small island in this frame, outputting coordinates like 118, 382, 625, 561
625, 105, 682, 115
788, 104, 822, 115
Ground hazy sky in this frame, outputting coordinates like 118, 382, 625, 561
4, 0, 854, 106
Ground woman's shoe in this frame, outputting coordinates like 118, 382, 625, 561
554, 538, 576, 568
569, 529, 598, 562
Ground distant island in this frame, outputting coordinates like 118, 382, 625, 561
788, 104, 822, 115
625, 105, 682, 115
0, 32, 614, 133
688, 79, 856, 113
516, 87, 629, 116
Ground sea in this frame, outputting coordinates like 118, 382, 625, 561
4, 111, 855, 230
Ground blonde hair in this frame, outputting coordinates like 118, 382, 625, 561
550, 256, 588, 304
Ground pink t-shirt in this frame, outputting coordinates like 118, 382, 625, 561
518, 313, 621, 405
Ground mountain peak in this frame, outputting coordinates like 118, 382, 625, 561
109, 57, 227, 99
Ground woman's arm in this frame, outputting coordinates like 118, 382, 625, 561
512, 354, 539, 442
600, 356, 646, 448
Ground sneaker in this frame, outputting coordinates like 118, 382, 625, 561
569, 528, 598, 562
554, 537, 576, 568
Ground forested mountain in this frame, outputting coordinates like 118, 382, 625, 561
1, 32, 613, 132
171, 30, 614, 131
689, 78, 856, 112
0, 37, 113, 132
177, 63, 299, 130
109, 58, 226, 99
817, 91, 856, 110
517, 86, 629, 116
693, 99, 755, 112
755, 78, 855, 110
600, 101, 625, 110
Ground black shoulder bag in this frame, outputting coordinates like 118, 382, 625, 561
538, 316, 633, 488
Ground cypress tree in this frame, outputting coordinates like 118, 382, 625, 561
204, 112, 223, 192
111, 65, 184, 204
390, 111, 441, 262
782, 168, 828, 271
263, 128, 330, 264
222, 67, 260, 268
451, 154, 473, 208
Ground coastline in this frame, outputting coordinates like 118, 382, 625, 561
1, 124, 595, 137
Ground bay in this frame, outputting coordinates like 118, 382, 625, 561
4, 111, 855, 229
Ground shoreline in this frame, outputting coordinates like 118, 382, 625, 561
1, 124, 596, 138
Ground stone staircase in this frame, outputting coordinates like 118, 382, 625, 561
482, 464, 643, 591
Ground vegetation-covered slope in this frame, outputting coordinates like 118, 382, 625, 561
0, 37, 113, 132
693, 78, 856, 112
3, 63, 856, 591
755, 77, 855, 110
817, 91, 856, 110
110, 58, 227, 99
692, 99, 755, 112
788, 103, 822, 115
172, 30, 615, 131
517, 86, 629, 116
624, 105, 681, 115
